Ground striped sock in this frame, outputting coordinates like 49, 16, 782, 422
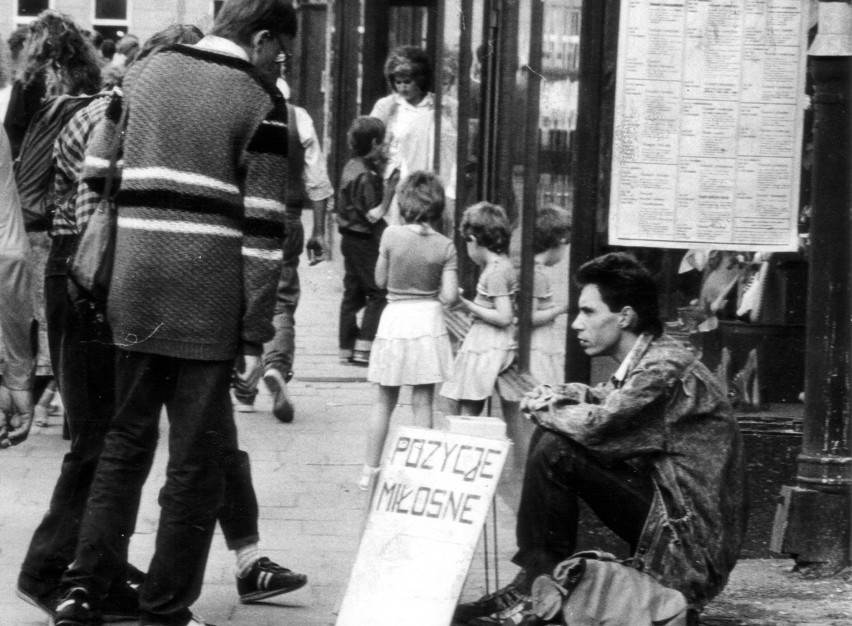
235, 544, 261, 578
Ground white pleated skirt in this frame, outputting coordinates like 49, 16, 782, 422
367, 299, 454, 386
440, 320, 516, 401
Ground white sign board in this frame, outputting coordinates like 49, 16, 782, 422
609, 0, 809, 251
336, 426, 510, 626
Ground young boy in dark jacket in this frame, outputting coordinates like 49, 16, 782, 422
336, 116, 389, 365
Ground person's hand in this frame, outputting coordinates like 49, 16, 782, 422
305, 236, 325, 265
0, 384, 34, 447
234, 353, 263, 396
366, 206, 385, 224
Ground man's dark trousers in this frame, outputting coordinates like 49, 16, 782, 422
338, 229, 386, 352
63, 350, 237, 625
512, 428, 656, 580
264, 209, 304, 378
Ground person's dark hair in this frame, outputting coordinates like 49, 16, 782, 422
8, 24, 29, 63
211, 0, 298, 46
347, 116, 385, 157
137, 24, 204, 61
18, 11, 101, 94
100, 38, 116, 60
574, 252, 663, 337
533, 205, 571, 254
384, 45, 432, 93
105, 24, 204, 89
397, 171, 445, 225
460, 201, 511, 254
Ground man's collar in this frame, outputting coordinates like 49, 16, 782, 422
194, 35, 249, 62
611, 333, 654, 386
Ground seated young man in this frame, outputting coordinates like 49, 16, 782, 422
456, 252, 747, 624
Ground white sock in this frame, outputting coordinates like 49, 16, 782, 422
234, 543, 261, 578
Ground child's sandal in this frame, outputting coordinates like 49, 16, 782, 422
358, 465, 381, 491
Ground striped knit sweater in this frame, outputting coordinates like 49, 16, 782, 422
82, 44, 289, 360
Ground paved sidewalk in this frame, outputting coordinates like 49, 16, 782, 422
0, 221, 849, 625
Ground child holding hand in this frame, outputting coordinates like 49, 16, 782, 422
529, 205, 572, 385
440, 202, 517, 416
360, 171, 458, 490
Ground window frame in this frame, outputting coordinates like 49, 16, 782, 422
91, 0, 131, 38
14, 0, 53, 25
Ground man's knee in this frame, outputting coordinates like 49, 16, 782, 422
529, 429, 582, 467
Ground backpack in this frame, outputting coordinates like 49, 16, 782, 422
14, 93, 104, 232
528, 551, 690, 625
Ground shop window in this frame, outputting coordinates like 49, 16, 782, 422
16, 0, 50, 22
93, 0, 129, 42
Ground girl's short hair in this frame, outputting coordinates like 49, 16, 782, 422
460, 202, 511, 254
384, 45, 432, 93
397, 171, 445, 224
347, 116, 385, 157
533, 205, 571, 254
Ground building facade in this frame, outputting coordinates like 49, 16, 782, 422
0, 0, 225, 43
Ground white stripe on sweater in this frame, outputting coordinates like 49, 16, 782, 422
242, 247, 283, 261
118, 217, 241, 237
84, 156, 126, 169
262, 120, 286, 128
122, 167, 241, 195
244, 197, 288, 214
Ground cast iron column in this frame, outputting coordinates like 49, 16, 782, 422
771, 0, 851, 573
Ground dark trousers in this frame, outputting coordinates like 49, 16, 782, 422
338, 230, 386, 350
263, 211, 303, 377
23, 239, 258, 600
21, 240, 116, 590
512, 428, 655, 580
62, 351, 245, 626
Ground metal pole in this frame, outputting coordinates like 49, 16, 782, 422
517, 0, 545, 374
565, 0, 609, 384
771, 0, 851, 573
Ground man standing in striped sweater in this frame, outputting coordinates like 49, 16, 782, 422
54, 3, 302, 626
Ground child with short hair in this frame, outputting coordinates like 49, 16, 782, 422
440, 202, 517, 416
530, 205, 571, 385
336, 116, 388, 365
359, 171, 459, 489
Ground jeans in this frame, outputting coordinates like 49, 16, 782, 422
62, 351, 242, 625
512, 428, 655, 580
263, 211, 303, 377
21, 237, 117, 590
338, 230, 386, 350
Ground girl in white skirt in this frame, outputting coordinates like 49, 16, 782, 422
440, 202, 517, 415
530, 205, 571, 385
360, 172, 458, 489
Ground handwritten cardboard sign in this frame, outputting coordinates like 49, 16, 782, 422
337, 426, 510, 626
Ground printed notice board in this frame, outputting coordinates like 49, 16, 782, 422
609, 0, 809, 251
336, 426, 510, 626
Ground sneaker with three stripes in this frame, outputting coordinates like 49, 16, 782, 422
236, 557, 307, 603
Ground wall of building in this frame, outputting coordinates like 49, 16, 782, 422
0, 1, 219, 45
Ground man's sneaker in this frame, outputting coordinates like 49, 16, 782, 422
231, 392, 255, 413
263, 368, 294, 423
237, 557, 307, 603
101, 580, 141, 622
54, 587, 97, 626
454, 572, 531, 623
16, 575, 64, 619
